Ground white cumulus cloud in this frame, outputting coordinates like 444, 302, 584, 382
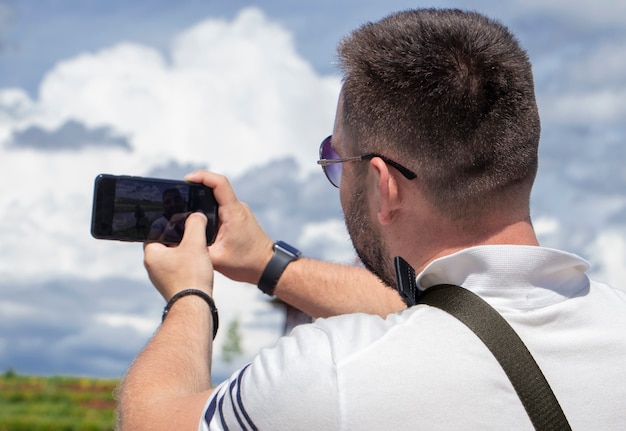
0, 7, 341, 283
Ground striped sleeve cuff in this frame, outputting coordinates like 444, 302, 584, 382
202, 364, 258, 431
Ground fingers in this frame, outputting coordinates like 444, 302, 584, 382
184, 171, 238, 207
182, 171, 273, 285
181, 212, 208, 248
143, 240, 166, 279
143, 238, 166, 254
144, 211, 214, 300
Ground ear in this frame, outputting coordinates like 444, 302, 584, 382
370, 157, 400, 225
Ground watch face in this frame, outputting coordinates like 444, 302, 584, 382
275, 241, 302, 257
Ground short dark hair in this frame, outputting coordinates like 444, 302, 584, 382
337, 8, 540, 220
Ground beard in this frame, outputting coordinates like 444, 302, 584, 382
343, 184, 398, 290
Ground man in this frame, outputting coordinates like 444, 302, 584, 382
148, 187, 188, 243
117, 9, 626, 430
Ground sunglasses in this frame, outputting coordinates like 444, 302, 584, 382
317, 135, 417, 188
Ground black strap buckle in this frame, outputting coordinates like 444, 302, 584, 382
394, 256, 420, 307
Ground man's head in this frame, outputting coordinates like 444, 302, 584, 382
337, 8, 540, 221
162, 188, 184, 218
331, 8, 541, 286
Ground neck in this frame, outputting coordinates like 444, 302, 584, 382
392, 216, 539, 275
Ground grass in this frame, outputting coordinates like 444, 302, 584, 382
0, 370, 117, 431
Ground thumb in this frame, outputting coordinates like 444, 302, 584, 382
181, 212, 208, 247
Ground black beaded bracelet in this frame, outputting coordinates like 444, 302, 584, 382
162, 289, 219, 339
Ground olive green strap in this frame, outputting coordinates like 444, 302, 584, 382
420, 284, 572, 431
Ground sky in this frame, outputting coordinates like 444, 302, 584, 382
0, 0, 625, 380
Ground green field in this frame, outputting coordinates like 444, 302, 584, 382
0, 371, 117, 431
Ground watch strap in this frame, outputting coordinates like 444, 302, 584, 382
258, 241, 301, 295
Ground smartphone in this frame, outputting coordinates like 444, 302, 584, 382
91, 174, 219, 245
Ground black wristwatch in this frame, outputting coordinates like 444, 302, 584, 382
257, 241, 301, 295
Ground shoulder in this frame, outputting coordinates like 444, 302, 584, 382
199, 317, 366, 430
201, 311, 422, 430
150, 216, 167, 229
589, 278, 626, 296
584, 278, 626, 316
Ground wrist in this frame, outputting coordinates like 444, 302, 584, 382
257, 241, 301, 296
255, 239, 275, 282
162, 289, 219, 339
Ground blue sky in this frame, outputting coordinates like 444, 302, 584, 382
0, 0, 625, 379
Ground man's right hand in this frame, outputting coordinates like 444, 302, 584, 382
184, 170, 274, 286
184, 170, 406, 319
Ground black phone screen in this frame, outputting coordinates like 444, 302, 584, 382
91, 174, 218, 245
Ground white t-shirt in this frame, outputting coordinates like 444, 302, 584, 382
200, 245, 626, 430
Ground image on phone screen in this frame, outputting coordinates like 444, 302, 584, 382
91, 175, 218, 245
